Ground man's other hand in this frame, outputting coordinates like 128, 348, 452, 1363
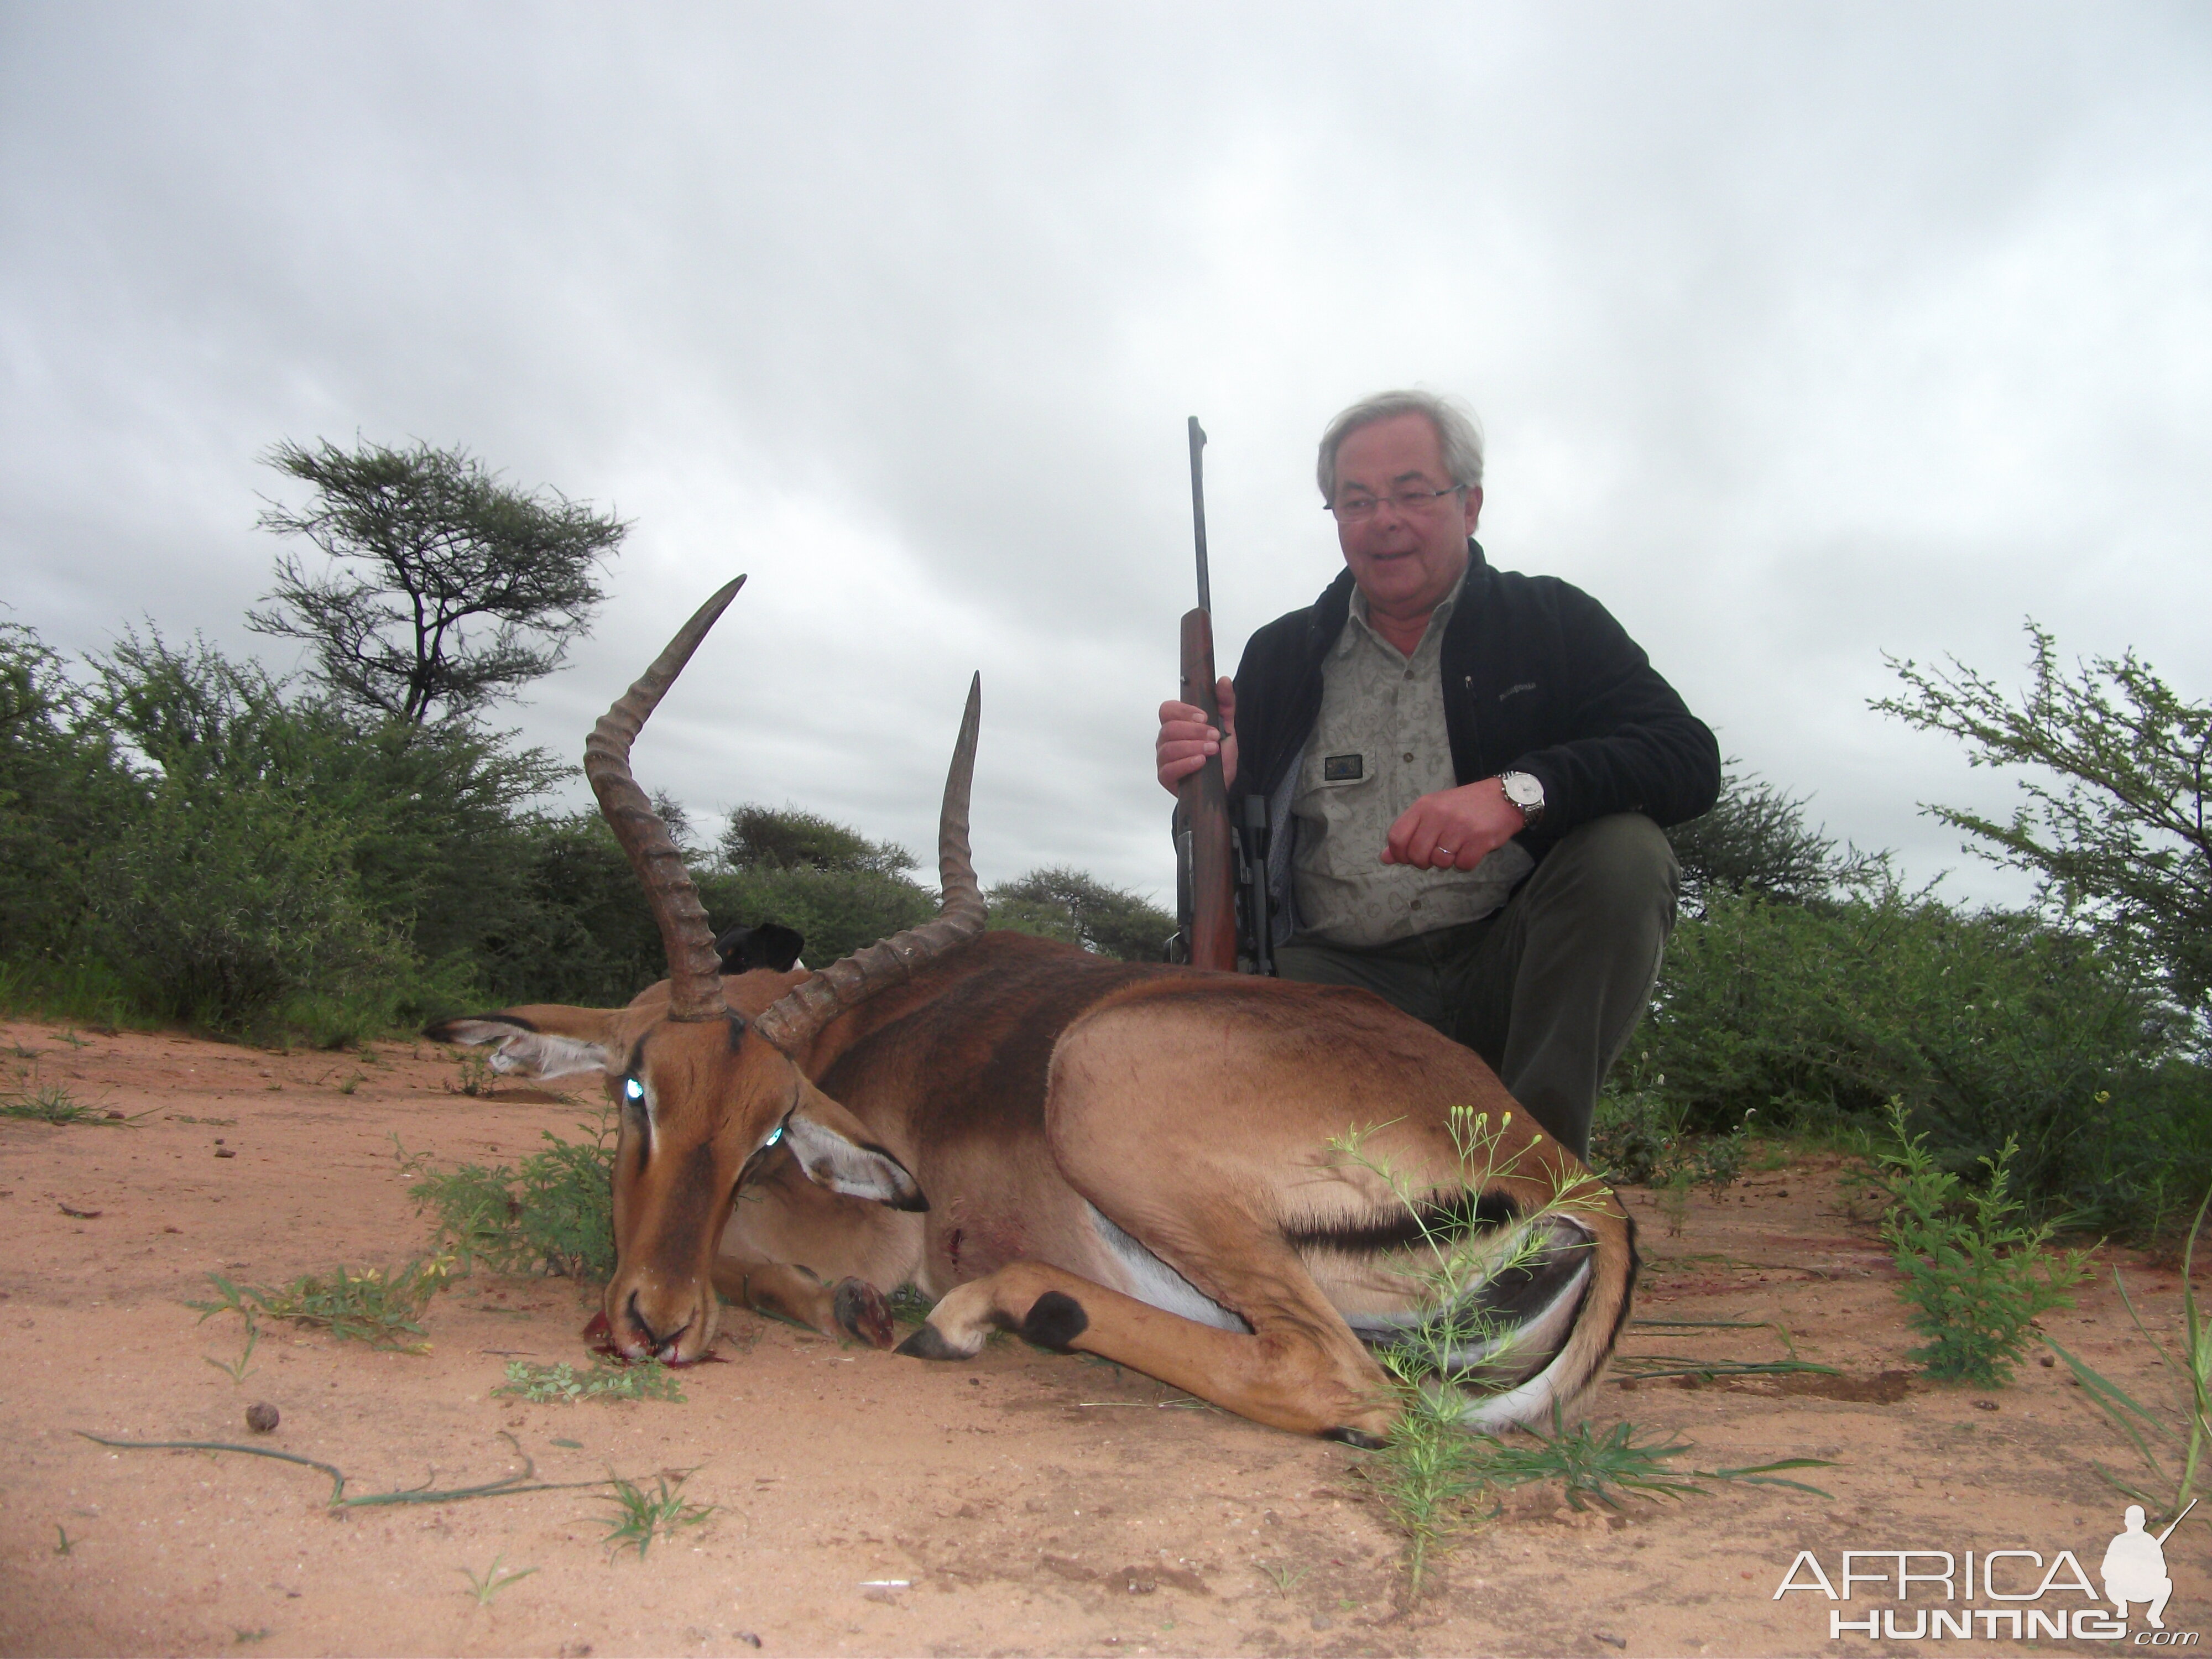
1156, 677, 1238, 794
1383, 777, 1525, 869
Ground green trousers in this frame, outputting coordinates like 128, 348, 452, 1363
1272, 813, 1679, 1163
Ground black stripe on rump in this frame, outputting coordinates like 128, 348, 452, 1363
422, 1011, 538, 1040
1286, 1187, 1519, 1255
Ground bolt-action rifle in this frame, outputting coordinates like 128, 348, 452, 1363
1170, 418, 1273, 973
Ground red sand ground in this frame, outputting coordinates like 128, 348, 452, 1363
1, 1014, 2202, 1657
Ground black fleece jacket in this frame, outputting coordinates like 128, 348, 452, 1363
1230, 540, 1720, 864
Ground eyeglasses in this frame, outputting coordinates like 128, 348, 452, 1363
1326, 485, 1466, 523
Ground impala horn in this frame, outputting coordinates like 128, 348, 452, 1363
754, 672, 987, 1054
582, 576, 745, 1024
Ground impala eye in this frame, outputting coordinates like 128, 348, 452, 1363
623, 1077, 645, 1104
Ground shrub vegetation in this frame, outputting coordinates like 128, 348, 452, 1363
8, 445, 2206, 1241
1600, 686, 2212, 1239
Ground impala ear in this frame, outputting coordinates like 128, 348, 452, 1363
425, 1013, 617, 1081
783, 1091, 928, 1212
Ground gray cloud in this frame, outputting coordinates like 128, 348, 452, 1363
5, 2, 2207, 909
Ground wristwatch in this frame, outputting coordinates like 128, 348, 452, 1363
1498, 770, 1546, 828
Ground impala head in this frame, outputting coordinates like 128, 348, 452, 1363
427, 577, 985, 1363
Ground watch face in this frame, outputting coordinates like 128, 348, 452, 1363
1503, 773, 1544, 809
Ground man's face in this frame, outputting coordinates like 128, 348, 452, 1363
1331, 412, 1482, 619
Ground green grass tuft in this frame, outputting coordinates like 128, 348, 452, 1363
1, 1079, 131, 1125
458, 1551, 539, 1605
599, 1469, 713, 1561
204, 1311, 260, 1383
186, 1257, 457, 1353
2047, 1188, 2212, 1530
1468, 1410, 1832, 1510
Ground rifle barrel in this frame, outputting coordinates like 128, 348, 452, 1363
1188, 416, 1210, 614
2156, 1498, 2198, 1544
1177, 414, 1234, 971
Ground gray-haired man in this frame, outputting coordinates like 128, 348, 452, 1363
1155, 390, 1719, 1160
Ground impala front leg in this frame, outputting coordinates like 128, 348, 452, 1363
710, 1255, 895, 1348
893, 1267, 1090, 1359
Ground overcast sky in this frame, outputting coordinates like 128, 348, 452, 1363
5, 3, 2208, 912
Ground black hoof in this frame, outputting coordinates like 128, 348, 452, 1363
895, 1323, 968, 1361
833, 1277, 895, 1349
1321, 1425, 1389, 1450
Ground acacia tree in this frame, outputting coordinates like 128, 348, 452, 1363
1875, 623, 2211, 1022
718, 803, 916, 876
987, 866, 1173, 962
248, 439, 627, 726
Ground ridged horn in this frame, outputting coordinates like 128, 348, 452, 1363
582, 576, 745, 1024
754, 672, 987, 1053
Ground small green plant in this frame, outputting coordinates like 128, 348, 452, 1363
886, 1284, 933, 1323
599, 1469, 713, 1560
400, 1113, 617, 1281
446, 1051, 499, 1097
458, 1551, 539, 1605
1256, 1559, 1306, 1597
205, 1311, 260, 1383
1589, 1087, 1682, 1186
336, 1071, 366, 1095
185, 1255, 457, 1353
2047, 1189, 2212, 1528
54, 1525, 73, 1556
1328, 1104, 1608, 1590
1362, 1405, 1488, 1590
1687, 1124, 1749, 1197
495, 1359, 685, 1405
1590, 1087, 1745, 1199
1874, 1098, 2091, 1385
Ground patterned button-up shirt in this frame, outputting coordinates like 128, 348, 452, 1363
1288, 572, 1533, 948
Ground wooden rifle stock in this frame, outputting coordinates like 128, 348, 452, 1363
1177, 415, 1238, 971
1178, 607, 1237, 970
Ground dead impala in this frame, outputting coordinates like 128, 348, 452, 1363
428, 578, 1636, 1445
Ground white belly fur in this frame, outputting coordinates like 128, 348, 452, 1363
1083, 1203, 1250, 1333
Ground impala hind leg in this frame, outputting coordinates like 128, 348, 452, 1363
895, 1256, 1398, 1444
709, 1255, 895, 1348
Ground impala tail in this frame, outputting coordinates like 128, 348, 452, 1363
1352, 1195, 1639, 1431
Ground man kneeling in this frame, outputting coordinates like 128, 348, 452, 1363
1156, 389, 1719, 1161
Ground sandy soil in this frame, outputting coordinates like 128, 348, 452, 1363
0, 1013, 2203, 1657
